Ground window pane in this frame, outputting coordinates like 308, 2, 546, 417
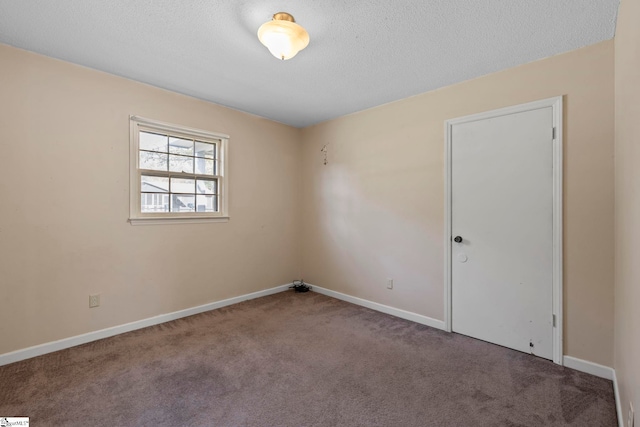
169, 154, 194, 173
141, 193, 169, 212
140, 132, 168, 153
196, 195, 217, 212
195, 141, 215, 159
196, 179, 217, 194
194, 158, 215, 175
140, 151, 168, 171
169, 137, 194, 156
171, 194, 195, 212
170, 177, 195, 194
141, 175, 169, 193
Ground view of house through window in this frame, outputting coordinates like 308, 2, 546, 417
139, 131, 218, 213
130, 117, 228, 223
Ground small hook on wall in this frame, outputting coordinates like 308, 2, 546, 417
320, 144, 328, 165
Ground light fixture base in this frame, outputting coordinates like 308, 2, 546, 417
273, 12, 295, 23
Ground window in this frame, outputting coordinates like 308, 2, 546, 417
129, 116, 229, 224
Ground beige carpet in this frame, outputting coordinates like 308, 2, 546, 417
0, 291, 617, 426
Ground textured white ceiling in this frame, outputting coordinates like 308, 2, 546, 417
0, 1, 619, 128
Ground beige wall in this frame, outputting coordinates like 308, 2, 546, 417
0, 38, 618, 369
301, 41, 615, 366
614, 0, 640, 423
0, 44, 302, 355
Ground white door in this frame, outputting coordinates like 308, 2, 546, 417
450, 106, 555, 360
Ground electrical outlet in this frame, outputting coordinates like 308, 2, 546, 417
89, 294, 100, 308
387, 278, 393, 290
629, 402, 634, 427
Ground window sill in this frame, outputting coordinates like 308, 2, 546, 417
129, 216, 229, 225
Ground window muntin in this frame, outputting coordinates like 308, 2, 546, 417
130, 117, 228, 223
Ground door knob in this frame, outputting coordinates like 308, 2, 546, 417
453, 236, 463, 243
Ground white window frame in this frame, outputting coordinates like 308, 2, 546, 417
129, 116, 229, 225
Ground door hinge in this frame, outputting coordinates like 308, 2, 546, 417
552, 127, 556, 140
552, 314, 557, 327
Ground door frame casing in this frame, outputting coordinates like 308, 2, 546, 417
443, 96, 564, 365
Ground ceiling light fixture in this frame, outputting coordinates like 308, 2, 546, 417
257, 12, 309, 60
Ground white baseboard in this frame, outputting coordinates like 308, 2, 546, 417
613, 369, 624, 427
310, 284, 446, 331
0, 283, 292, 367
562, 355, 614, 380
562, 356, 622, 426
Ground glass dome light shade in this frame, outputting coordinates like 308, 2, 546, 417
258, 14, 309, 60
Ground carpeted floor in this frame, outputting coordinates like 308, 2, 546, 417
0, 291, 617, 426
